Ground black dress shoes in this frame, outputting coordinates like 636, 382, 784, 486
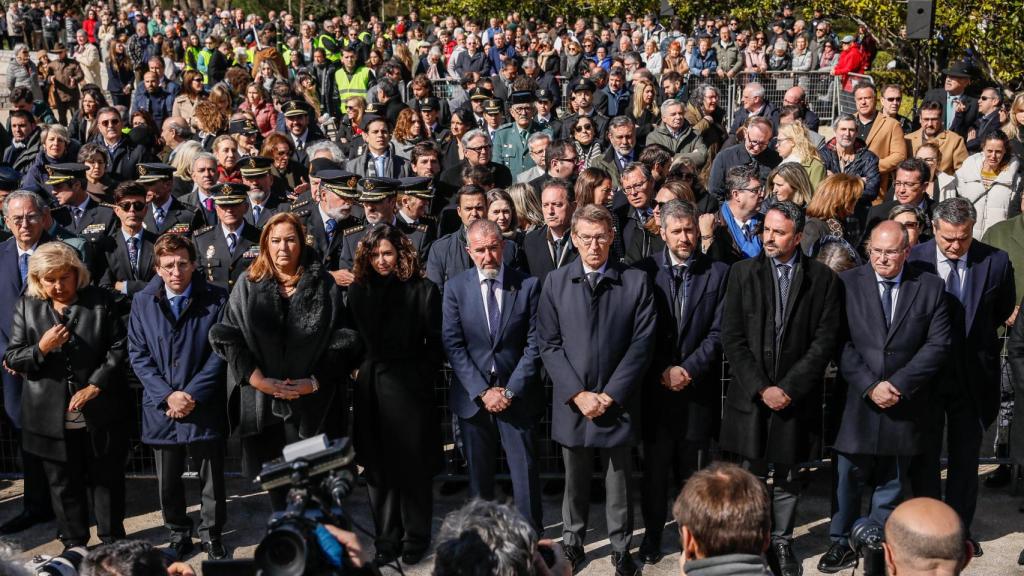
201, 540, 229, 560
771, 539, 803, 576
637, 539, 663, 565
817, 542, 856, 574
169, 537, 194, 560
401, 550, 426, 565
611, 550, 641, 576
0, 511, 53, 534
563, 544, 584, 572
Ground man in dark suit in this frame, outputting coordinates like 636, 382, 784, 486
965, 87, 1003, 153
728, 81, 780, 139
49, 163, 118, 244
193, 183, 261, 292
239, 156, 289, 229
719, 201, 842, 576
282, 99, 327, 168
292, 170, 364, 283
139, 163, 195, 237
437, 129, 514, 200
99, 182, 158, 298
819, 220, 951, 573
343, 115, 411, 179
179, 153, 220, 229
635, 200, 729, 565
0, 191, 54, 533
528, 139, 580, 201
613, 162, 657, 265
907, 197, 1016, 556
522, 178, 576, 284
537, 204, 656, 576
441, 218, 544, 531
2, 110, 41, 173
922, 62, 978, 139
707, 164, 765, 265
864, 159, 936, 243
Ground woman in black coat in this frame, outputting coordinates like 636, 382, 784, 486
347, 224, 442, 566
4, 242, 128, 548
209, 212, 360, 510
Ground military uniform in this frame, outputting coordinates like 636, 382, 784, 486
193, 183, 261, 291
292, 171, 365, 269
491, 90, 551, 177
337, 177, 433, 269
46, 164, 118, 243
239, 155, 292, 230
137, 163, 196, 237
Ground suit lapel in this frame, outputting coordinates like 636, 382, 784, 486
138, 235, 155, 279
887, 270, 920, 343
496, 270, 518, 345
682, 257, 710, 333
963, 245, 989, 335
231, 230, 254, 264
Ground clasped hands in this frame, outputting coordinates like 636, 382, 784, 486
165, 391, 195, 419
573, 390, 614, 419
661, 366, 691, 391
869, 381, 901, 409
760, 385, 792, 411
481, 387, 510, 413
250, 371, 317, 400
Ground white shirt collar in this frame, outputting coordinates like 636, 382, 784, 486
156, 195, 174, 213
16, 241, 39, 258
221, 220, 245, 238
477, 266, 504, 286
582, 261, 608, 275
875, 269, 904, 286
936, 245, 968, 266
121, 228, 143, 242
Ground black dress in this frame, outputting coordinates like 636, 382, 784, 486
347, 273, 442, 557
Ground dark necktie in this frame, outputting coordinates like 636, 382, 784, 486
777, 263, 792, 318
128, 237, 139, 274
19, 253, 29, 283
485, 279, 500, 342
154, 206, 166, 228
227, 232, 237, 254
169, 295, 183, 320
881, 280, 895, 328
552, 236, 565, 266
72, 207, 83, 225
946, 259, 962, 303
252, 204, 262, 225
672, 264, 688, 321
586, 271, 600, 291
325, 218, 337, 244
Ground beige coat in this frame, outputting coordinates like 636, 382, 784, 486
864, 113, 906, 194
905, 128, 969, 176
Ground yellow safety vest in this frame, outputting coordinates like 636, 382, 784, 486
334, 66, 372, 113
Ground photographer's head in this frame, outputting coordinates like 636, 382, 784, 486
436, 499, 536, 576
673, 463, 770, 570
884, 498, 972, 576
80, 541, 168, 576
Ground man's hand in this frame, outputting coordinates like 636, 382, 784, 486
1006, 305, 1019, 327
661, 366, 691, 391
331, 269, 355, 286
534, 540, 571, 576
698, 213, 717, 238
572, 391, 607, 419
481, 387, 510, 412
115, 280, 126, 291
166, 391, 195, 418
322, 524, 366, 567
166, 562, 196, 576
760, 386, 792, 411
869, 381, 901, 409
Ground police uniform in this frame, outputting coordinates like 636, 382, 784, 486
193, 183, 261, 291
138, 163, 195, 236
482, 98, 505, 141
491, 90, 552, 177
397, 176, 438, 260
47, 163, 118, 243
558, 79, 610, 140
293, 170, 365, 270
337, 177, 433, 270
238, 156, 290, 229
533, 89, 563, 138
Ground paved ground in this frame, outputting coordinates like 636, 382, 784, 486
0, 464, 1021, 575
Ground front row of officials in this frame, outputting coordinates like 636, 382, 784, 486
0, 158, 1015, 576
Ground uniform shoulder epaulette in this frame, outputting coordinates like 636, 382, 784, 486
415, 223, 429, 232
344, 225, 365, 236
194, 224, 215, 236
292, 209, 311, 218
99, 202, 116, 209
290, 199, 310, 211
495, 122, 514, 131
420, 214, 436, 223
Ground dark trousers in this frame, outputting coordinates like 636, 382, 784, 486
461, 410, 542, 532
153, 441, 226, 543
562, 444, 633, 553
640, 435, 701, 549
17, 436, 54, 519
745, 459, 802, 542
367, 477, 433, 556
241, 421, 300, 512
40, 428, 125, 546
830, 452, 909, 546
911, 396, 984, 535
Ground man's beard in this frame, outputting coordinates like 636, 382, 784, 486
479, 266, 499, 280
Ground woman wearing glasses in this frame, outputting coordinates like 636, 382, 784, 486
569, 116, 602, 171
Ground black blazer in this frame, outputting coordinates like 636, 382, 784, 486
836, 264, 951, 455
521, 226, 577, 285
4, 286, 127, 461
863, 197, 935, 245
99, 230, 159, 297
636, 250, 729, 443
908, 239, 1016, 425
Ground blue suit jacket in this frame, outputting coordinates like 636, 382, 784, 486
538, 259, 656, 448
442, 265, 542, 425
908, 239, 1016, 425
836, 263, 951, 455
0, 236, 41, 427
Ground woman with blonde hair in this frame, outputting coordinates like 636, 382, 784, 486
1005, 92, 1024, 159
626, 79, 660, 143
505, 183, 544, 232
801, 173, 863, 257
776, 122, 826, 189
766, 163, 815, 208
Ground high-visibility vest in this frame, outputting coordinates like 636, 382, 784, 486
184, 46, 200, 72
334, 66, 371, 113
196, 48, 212, 84
317, 33, 340, 62
281, 44, 293, 66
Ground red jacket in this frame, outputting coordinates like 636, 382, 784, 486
833, 45, 867, 91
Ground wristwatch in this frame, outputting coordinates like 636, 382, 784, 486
502, 388, 515, 400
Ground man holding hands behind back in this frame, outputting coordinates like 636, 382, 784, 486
537, 204, 656, 576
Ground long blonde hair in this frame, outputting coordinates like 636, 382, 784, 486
777, 122, 821, 163
630, 79, 660, 120
1004, 92, 1024, 140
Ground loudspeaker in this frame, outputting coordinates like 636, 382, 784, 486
906, 0, 935, 39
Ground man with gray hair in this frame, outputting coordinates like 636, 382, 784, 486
729, 81, 779, 138
907, 196, 1015, 557
438, 129, 514, 199
884, 498, 974, 575
645, 99, 708, 167
516, 132, 552, 184
590, 117, 640, 190
819, 113, 881, 206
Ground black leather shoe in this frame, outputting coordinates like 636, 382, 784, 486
0, 511, 52, 534
969, 538, 983, 557
374, 550, 398, 566
170, 538, 195, 560
201, 540, 228, 560
401, 550, 426, 565
563, 544, 584, 571
637, 539, 662, 565
984, 464, 1013, 488
817, 542, 856, 574
772, 540, 803, 576
611, 551, 641, 576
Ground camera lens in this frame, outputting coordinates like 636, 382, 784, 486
255, 526, 308, 576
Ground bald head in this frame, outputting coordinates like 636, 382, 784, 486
783, 86, 806, 107
884, 498, 971, 575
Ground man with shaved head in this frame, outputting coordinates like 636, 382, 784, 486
820, 220, 951, 573
884, 497, 973, 575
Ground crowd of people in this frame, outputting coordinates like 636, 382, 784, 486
0, 3, 1021, 576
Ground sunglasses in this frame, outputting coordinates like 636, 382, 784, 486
117, 201, 146, 212
574, 125, 594, 132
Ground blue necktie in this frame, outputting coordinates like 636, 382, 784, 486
946, 259, 962, 303
485, 279, 500, 342
325, 218, 337, 244
373, 155, 386, 177
154, 206, 165, 228
227, 232, 237, 254
19, 253, 29, 283
169, 295, 183, 320
252, 205, 262, 225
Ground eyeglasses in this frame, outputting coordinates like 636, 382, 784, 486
8, 214, 41, 226
574, 233, 610, 246
100, 119, 120, 126
883, 96, 901, 102
894, 181, 921, 188
466, 144, 492, 152
117, 201, 146, 212
574, 125, 594, 132
158, 261, 192, 272
980, 96, 996, 101
554, 156, 578, 164
623, 179, 649, 193
869, 247, 904, 258
735, 185, 764, 195
899, 221, 920, 230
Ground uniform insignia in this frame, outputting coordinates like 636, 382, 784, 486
206, 244, 216, 259
194, 225, 214, 235
420, 214, 436, 222
306, 233, 315, 246
415, 223, 428, 232
83, 223, 106, 234
243, 246, 260, 258
246, 158, 257, 169
290, 199, 310, 210
138, 165, 149, 176
168, 223, 191, 234
344, 225, 365, 236
363, 180, 375, 191
293, 209, 311, 218
346, 176, 359, 189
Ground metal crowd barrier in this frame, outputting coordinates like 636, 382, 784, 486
837, 72, 875, 118
686, 70, 843, 129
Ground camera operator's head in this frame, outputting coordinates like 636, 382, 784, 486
673, 463, 770, 570
436, 499, 536, 576
80, 541, 168, 576
433, 530, 498, 576
884, 498, 972, 576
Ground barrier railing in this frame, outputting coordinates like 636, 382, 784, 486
837, 72, 875, 119
686, 70, 843, 129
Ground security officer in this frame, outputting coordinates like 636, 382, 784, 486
48, 163, 118, 244
482, 98, 505, 141
292, 169, 364, 275
138, 163, 195, 237
534, 89, 563, 135
492, 90, 552, 177
193, 182, 261, 291
396, 176, 438, 259
230, 118, 262, 158
462, 86, 495, 128
335, 177, 433, 285
238, 155, 290, 229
